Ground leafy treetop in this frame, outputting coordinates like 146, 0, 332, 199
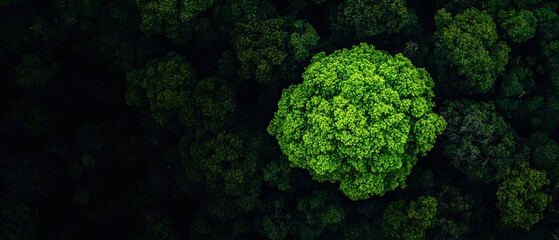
268, 43, 446, 200
435, 8, 510, 94
382, 196, 438, 240
496, 161, 551, 230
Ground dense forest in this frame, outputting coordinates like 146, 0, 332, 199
1, 0, 559, 239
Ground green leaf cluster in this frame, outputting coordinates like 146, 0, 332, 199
185, 131, 261, 220
499, 9, 537, 43
125, 53, 235, 130
289, 20, 320, 62
441, 100, 516, 183
382, 196, 438, 240
136, 0, 214, 42
435, 8, 510, 93
125, 52, 196, 126
496, 162, 551, 230
232, 17, 288, 83
330, 0, 417, 40
268, 43, 446, 200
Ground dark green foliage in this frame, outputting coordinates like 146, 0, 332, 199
142, 218, 176, 240
56, 0, 100, 28
183, 131, 261, 220
432, 187, 474, 240
496, 55, 559, 131
382, 196, 438, 240
126, 53, 236, 130
289, 20, 320, 62
499, 9, 537, 43
0, 202, 38, 240
534, 4, 559, 40
542, 40, 559, 93
295, 190, 345, 239
330, 0, 418, 41
434, 8, 510, 94
136, 0, 214, 42
258, 199, 291, 240
257, 190, 345, 240
263, 156, 293, 192
441, 100, 516, 184
269, 43, 446, 200
126, 52, 196, 126
232, 17, 288, 83
500, 66, 534, 98
16, 53, 56, 87
191, 76, 237, 132
214, 0, 277, 31
0, 0, 13, 8
497, 162, 551, 230
231, 17, 320, 83
3, 0, 559, 239
2, 154, 57, 202
527, 132, 559, 183
285, 0, 326, 16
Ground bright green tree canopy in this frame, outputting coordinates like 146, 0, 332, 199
268, 43, 446, 200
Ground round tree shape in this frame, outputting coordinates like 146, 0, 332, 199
268, 43, 446, 200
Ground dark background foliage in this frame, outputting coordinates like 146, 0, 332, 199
1, 0, 558, 239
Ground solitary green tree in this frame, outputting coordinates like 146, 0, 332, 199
268, 43, 446, 200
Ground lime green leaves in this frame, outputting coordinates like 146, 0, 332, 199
268, 43, 446, 200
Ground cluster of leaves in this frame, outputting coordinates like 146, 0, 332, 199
126, 52, 197, 126
136, 0, 214, 42
330, 0, 418, 41
231, 17, 320, 84
434, 8, 510, 94
268, 43, 446, 200
381, 196, 438, 240
440, 100, 516, 184
496, 162, 551, 230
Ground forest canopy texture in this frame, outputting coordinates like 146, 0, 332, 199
1, 0, 559, 239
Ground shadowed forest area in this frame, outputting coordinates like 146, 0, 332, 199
1, 0, 559, 239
